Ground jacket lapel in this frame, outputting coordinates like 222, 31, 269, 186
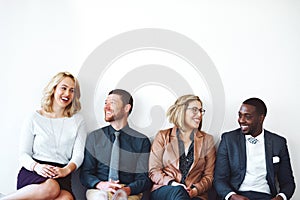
189, 130, 203, 171
169, 127, 180, 168
238, 130, 247, 170
264, 131, 275, 192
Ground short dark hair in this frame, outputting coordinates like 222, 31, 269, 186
243, 97, 267, 116
108, 89, 133, 115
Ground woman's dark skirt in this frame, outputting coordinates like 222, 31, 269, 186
17, 159, 72, 195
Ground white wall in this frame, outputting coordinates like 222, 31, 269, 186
1, 0, 299, 198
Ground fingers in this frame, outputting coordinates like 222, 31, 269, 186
107, 187, 117, 194
97, 180, 123, 193
111, 183, 123, 189
187, 188, 197, 198
109, 179, 120, 184
52, 166, 71, 178
45, 167, 56, 176
36, 164, 57, 178
108, 179, 123, 189
44, 165, 56, 177
52, 167, 61, 178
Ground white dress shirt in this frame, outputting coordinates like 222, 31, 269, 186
225, 130, 287, 200
239, 130, 270, 194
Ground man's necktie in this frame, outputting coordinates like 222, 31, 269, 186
109, 131, 120, 181
248, 137, 258, 144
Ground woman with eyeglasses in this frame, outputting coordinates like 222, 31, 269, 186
149, 94, 216, 200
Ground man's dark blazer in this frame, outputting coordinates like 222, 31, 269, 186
80, 125, 152, 195
213, 128, 295, 200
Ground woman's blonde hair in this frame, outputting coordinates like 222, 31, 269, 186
167, 94, 203, 131
41, 71, 81, 117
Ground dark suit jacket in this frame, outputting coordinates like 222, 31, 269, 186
80, 125, 152, 195
213, 128, 295, 200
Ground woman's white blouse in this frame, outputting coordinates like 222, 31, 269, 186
19, 111, 87, 170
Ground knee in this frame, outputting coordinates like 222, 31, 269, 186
151, 186, 189, 200
59, 190, 74, 200
41, 179, 60, 199
170, 186, 189, 197
86, 189, 107, 200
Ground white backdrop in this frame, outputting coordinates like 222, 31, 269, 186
1, 0, 299, 199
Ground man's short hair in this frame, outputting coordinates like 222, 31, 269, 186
243, 97, 267, 116
109, 89, 133, 115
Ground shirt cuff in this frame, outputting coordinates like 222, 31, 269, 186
225, 192, 236, 200
168, 180, 175, 186
278, 193, 287, 200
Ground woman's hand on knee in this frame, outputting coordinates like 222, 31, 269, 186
34, 163, 56, 178
53, 166, 71, 178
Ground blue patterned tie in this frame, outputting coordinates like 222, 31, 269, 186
248, 137, 258, 144
109, 131, 120, 181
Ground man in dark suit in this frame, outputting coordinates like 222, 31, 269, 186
214, 98, 295, 200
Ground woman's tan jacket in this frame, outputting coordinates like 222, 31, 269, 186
149, 127, 216, 200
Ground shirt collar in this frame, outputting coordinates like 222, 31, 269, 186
176, 128, 195, 141
245, 129, 265, 143
109, 124, 130, 134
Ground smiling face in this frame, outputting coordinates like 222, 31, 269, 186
238, 104, 265, 137
52, 77, 75, 109
184, 100, 203, 132
104, 94, 128, 122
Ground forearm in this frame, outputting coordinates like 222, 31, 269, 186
19, 117, 35, 170
193, 175, 214, 195
195, 149, 215, 193
19, 153, 36, 171
64, 162, 76, 175
127, 174, 152, 195
79, 145, 102, 188
149, 168, 174, 186
214, 137, 234, 199
70, 118, 87, 168
79, 164, 102, 188
213, 178, 235, 200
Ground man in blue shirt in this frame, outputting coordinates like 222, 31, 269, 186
80, 89, 152, 200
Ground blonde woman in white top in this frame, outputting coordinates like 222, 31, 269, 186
2, 72, 87, 200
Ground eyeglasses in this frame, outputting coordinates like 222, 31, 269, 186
187, 107, 206, 115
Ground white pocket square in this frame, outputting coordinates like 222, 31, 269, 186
273, 156, 280, 163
